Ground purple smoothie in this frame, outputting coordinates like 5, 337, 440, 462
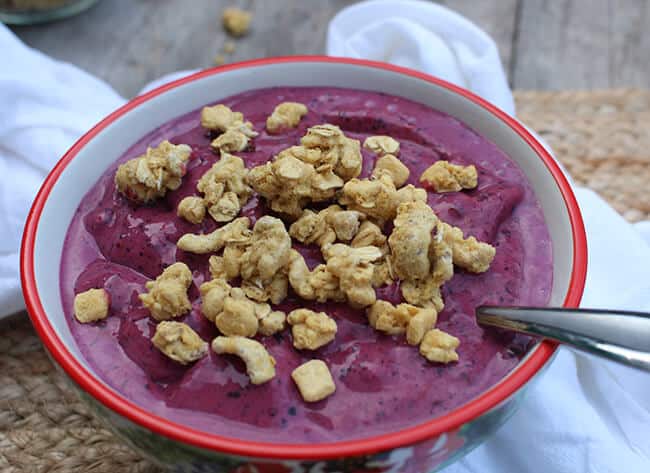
60, 87, 552, 443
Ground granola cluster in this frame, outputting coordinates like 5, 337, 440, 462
212, 336, 276, 385
103, 101, 499, 402
266, 102, 308, 133
248, 124, 362, 217
287, 309, 337, 350
420, 160, 478, 193
115, 140, 192, 203
201, 104, 258, 153
152, 321, 208, 365
139, 263, 193, 321
339, 168, 426, 224
73, 288, 110, 323
289, 205, 365, 248
291, 360, 336, 402
197, 152, 252, 222
363, 135, 400, 156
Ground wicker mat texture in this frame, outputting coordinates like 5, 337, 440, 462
1, 89, 649, 473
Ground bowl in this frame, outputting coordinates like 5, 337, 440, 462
21, 57, 587, 472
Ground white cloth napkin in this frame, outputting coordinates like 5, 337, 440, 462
328, 2, 650, 472
0, 25, 124, 317
327, 0, 515, 116
1, 1, 649, 470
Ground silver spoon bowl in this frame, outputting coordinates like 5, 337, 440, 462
476, 306, 650, 372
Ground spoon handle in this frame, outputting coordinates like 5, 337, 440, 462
476, 306, 650, 372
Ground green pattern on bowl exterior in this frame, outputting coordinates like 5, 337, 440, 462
62, 363, 549, 473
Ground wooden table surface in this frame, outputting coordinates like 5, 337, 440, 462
10, 0, 650, 98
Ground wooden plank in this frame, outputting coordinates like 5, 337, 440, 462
438, 0, 518, 81
608, 0, 650, 87
12, 0, 246, 97
512, 0, 650, 89
11, 0, 517, 97
11, 0, 356, 97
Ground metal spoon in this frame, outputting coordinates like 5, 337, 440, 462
476, 306, 650, 372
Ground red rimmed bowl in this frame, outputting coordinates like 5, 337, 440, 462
21, 57, 586, 472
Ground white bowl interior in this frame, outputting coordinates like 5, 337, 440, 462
32, 61, 574, 376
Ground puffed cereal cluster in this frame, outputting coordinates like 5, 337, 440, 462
99, 100, 498, 405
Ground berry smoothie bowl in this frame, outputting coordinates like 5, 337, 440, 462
21, 57, 586, 473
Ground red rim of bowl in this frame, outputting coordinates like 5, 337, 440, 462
21, 56, 587, 460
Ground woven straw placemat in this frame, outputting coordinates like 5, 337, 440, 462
1, 89, 649, 473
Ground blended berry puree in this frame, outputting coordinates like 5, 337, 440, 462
60, 87, 552, 443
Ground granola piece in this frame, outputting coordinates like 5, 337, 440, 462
206, 239, 250, 282
233, 216, 291, 304
212, 336, 276, 385
73, 288, 110, 323
139, 263, 193, 321
401, 274, 445, 312
197, 153, 251, 222
248, 126, 361, 217
215, 295, 259, 337
258, 310, 286, 336
326, 207, 364, 242
291, 360, 336, 402
363, 135, 400, 156
210, 191, 241, 222
287, 309, 337, 350
152, 321, 208, 365
406, 307, 438, 345
366, 300, 411, 335
339, 174, 398, 223
221, 7, 251, 37
200, 153, 251, 200
287, 250, 345, 303
427, 224, 455, 293
439, 222, 496, 273
199, 277, 232, 322
201, 104, 258, 153
420, 160, 478, 193
289, 209, 335, 247
289, 205, 363, 247
395, 184, 427, 205
241, 273, 288, 305
420, 329, 460, 363
300, 124, 362, 181
211, 129, 249, 153
266, 102, 308, 133
351, 221, 387, 248
247, 154, 317, 218
276, 145, 323, 166
177, 217, 251, 254
372, 154, 410, 188
208, 255, 227, 280
371, 259, 394, 287
241, 217, 291, 281
200, 279, 275, 337
208, 251, 244, 281
115, 140, 191, 203
389, 201, 437, 281
177, 196, 206, 224
201, 104, 244, 131
430, 226, 455, 282
323, 243, 383, 308
400, 227, 453, 311
367, 301, 436, 344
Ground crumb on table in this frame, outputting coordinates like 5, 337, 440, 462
222, 7, 251, 37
